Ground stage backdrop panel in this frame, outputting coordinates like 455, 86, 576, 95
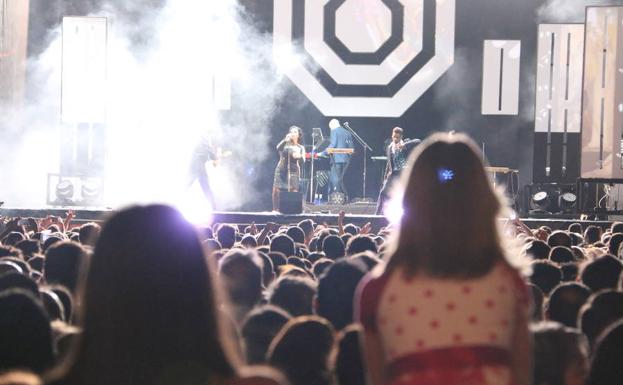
272, 0, 456, 117
61, 16, 107, 125
581, 6, 623, 179
481, 40, 521, 115
0, 0, 30, 109
535, 24, 584, 134
532, 24, 584, 183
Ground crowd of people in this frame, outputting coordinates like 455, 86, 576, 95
0, 133, 622, 385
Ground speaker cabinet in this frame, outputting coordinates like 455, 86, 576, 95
279, 192, 303, 214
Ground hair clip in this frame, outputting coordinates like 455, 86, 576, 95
437, 168, 455, 183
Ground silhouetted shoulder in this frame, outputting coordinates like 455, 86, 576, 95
0, 371, 42, 385
223, 367, 288, 385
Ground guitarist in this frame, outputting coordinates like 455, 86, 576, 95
322, 119, 354, 202
188, 134, 224, 210
375, 127, 421, 215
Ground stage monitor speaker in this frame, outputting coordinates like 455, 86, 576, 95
279, 192, 303, 214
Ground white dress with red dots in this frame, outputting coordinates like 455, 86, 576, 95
357, 261, 529, 385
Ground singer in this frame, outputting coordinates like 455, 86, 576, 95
272, 126, 305, 211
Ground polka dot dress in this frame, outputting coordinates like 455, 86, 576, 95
357, 261, 529, 385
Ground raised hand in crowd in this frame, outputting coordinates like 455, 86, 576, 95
337, 210, 346, 235
63, 209, 75, 230
249, 221, 259, 236
258, 222, 280, 245
38, 215, 53, 231
360, 222, 372, 235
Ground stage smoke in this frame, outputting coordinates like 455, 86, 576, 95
538, 0, 623, 23
1, 0, 286, 211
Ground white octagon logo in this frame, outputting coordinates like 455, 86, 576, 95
273, 0, 456, 118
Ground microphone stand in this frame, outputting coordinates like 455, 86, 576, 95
343, 122, 373, 201
309, 136, 316, 203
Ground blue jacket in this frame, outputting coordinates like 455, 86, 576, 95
325, 126, 354, 164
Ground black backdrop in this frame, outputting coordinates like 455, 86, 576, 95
234, 0, 540, 210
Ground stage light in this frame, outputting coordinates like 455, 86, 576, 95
55, 180, 75, 204
559, 192, 577, 212
527, 184, 577, 216
531, 191, 550, 210
81, 179, 102, 203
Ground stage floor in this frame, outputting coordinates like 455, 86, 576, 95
0, 206, 616, 231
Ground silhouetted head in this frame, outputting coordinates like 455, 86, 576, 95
346, 235, 378, 256
580, 254, 623, 292
530, 260, 563, 295
52, 205, 237, 385
316, 259, 367, 329
545, 282, 591, 328
579, 290, 623, 348
387, 133, 508, 278
240, 305, 291, 364
15, 239, 41, 259
44, 241, 89, 293
0, 289, 54, 373
549, 246, 576, 264
218, 249, 264, 322
548, 231, 572, 248
532, 321, 589, 385
267, 276, 317, 316
217, 224, 237, 249
271, 235, 296, 257
334, 325, 365, 385
587, 320, 623, 385
268, 316, 335, 385
78, 223, 101, 247
322, 235, 345, 260
583, 226, 602, 245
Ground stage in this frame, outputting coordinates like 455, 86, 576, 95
0, 206, 616, 232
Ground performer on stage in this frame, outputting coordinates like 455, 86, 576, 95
323, 119, 354, 200
376, 126, 421, 214
272, 126, 305, 212
188, 134, 219, 210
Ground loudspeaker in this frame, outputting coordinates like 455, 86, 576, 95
279, 192, 303, 214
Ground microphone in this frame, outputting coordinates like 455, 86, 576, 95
344, 122, 350, 128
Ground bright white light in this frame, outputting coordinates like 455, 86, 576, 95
383, 193, 404, 224
5, 0, 285, 210
274, 44, 299, 75
206, 163, 238, 209
177, 183, 213, 225
61, 17, 108, 124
